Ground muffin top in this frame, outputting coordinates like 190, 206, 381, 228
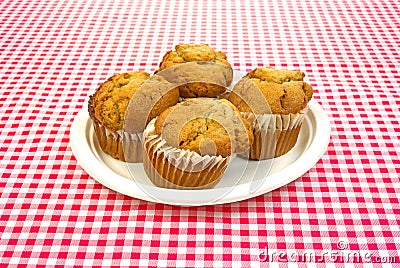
123, 75, 179, 133
247, 67, 305, 84
154, 98, 253, 157
155, 44, 233, 97
229, 67, 313, 114
157, 44, 231, 71
93, 71, 150, 132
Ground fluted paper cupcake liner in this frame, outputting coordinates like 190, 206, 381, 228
143, 119, 230, 189
88, 96, 143, 163
242, 107, 308, 160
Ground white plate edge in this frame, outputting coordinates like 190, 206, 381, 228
212, 99, 331, 205
70, 99, 331, 206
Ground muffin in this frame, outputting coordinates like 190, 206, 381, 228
228, 66, 313, 159
89, 71, 179, 162
155, 44, 233, 98
143, 98, 253, 189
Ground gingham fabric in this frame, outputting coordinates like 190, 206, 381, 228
1, 0, 399, 267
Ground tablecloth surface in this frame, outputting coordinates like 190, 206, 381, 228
1, 0, 399, 267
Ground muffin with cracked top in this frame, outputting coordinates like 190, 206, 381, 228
143, 98, 253, 189
155, 44, 233, 98
89, 71, 179, 162
228, 66, 313, 159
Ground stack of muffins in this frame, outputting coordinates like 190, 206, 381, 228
88, 44, 313, 189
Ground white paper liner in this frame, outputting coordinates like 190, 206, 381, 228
241, 107, 309, 159
143, 118, 230, 189
243, 106, 308, 131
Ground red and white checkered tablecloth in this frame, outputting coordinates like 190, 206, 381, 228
1, 0, 399, 266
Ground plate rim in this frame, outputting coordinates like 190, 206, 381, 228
70, 99, 330, 206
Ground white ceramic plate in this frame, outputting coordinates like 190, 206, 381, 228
70, 98, 330, 206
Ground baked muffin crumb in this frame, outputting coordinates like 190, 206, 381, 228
229, 66, 313, 114
156, 44, 233, 98
93, 71, 150, 132
155, 98, 253, 157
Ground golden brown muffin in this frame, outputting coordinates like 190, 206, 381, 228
247, 67, 305, 84
142, 98, 254, 189
156, 44, 233, 98
92, 71, 150, 132
154, 98, 253, 157
89, 71, 180, 162
229, 67, 313, 115
158, 44, 231, 70
228, 66, 313, 159
123, 74, 180, 134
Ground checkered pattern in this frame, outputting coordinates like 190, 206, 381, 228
1, 0, 399, 266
